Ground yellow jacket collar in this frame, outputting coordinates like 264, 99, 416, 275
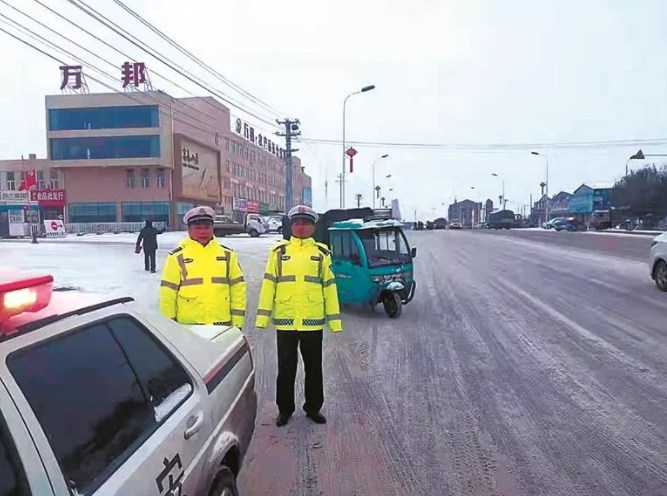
289, 236, 315, 248
182, 236, 217, 250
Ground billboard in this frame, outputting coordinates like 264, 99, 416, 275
180, 139, 220, 202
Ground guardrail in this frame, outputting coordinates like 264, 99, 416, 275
65, 222, 167, 235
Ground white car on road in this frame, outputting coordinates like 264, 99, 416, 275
650, 232, 667, 291
0, 274, 256, 496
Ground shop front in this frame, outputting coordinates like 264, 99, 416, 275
30, 189, 66, 221
0, 190, 39, 238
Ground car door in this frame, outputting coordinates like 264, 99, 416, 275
0, 378, 54, 496
329, 231, 366, 304
3, 314, 212, 496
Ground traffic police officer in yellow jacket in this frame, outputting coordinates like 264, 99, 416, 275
160, 206, 246, 328
255, 205, 342, 427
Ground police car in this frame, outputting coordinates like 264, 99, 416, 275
0, 274, 256, 496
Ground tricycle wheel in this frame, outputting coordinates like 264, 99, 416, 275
383, 292, 402, 318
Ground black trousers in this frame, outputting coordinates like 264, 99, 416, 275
276, 330, 324, 416
144, 249, 156, 272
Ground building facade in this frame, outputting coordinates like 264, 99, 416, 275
0, 91, 311, 230
448, 199, 482, 227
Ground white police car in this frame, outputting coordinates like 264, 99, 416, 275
0, 274, 256, 496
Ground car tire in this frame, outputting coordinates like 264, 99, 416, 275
249, 229, 259, 238
209, 466, 239, 496
654, 260, 667, 292
383, 292, 403, 318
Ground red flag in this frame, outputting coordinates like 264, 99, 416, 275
19, 170, 37, 191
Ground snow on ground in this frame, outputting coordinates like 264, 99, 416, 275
0, 232, 280, 311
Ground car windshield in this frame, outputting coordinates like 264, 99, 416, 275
356, 228, 411, 268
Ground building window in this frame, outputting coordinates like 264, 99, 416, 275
225, 138, 229, 150
68, 203, 117, 223
223, 177, 231, 189
50, 135, 160, 160
48, 105, 159, 131
121, 202, 170, 223
226, 160, 230, 173
37, 170, 46, 189
156, 169, 165, 188
49, 170, 60, 189
126, 170, 135, 188
6, 171, 15, 190
141, 169, 149, 188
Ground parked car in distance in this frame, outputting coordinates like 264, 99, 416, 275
542, 217, 567, 229
0, 274, 257, 496
264, 215, 284, 233
650, 232, 667, 291
449, 221, 463, 230
553, 217, 587, 232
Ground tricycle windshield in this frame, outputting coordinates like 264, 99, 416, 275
356, 227, 411, 268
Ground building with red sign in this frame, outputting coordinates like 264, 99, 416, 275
0, 91, 311, 230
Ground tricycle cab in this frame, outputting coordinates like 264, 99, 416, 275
326, 218, 416, 317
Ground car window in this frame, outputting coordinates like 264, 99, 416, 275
108, 317, 193, 423
7, 316, 193, 495
0, 416, 27, 496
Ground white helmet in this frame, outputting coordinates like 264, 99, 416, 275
288, 205, 318, 223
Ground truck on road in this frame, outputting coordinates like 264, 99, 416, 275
214, 213, 267, 237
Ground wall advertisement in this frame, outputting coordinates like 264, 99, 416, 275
180, 139, 220, 202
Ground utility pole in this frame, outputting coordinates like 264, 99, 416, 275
276, 118, 301, 211
354, 193, 363, 208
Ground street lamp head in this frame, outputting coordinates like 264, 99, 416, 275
361, 85, 376, 92
492, 173, 498, 177
381, 154, 389, 159
531, 151, 540, 156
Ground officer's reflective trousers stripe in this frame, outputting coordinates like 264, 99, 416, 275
160, 280, 179, 290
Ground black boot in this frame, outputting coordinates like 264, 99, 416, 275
276, 413, 291, 427
306, 412, 327, 424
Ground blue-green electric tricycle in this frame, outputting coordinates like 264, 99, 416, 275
315, 209, 417, 318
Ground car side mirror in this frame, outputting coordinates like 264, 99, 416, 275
411, 247, 417, 258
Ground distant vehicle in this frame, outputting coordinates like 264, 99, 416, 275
433, 218, 448, 230
214, 213, 267, 237
487, 209, 518, 229
552, 217, 587, 232
264, 215, 284, 233
449, 221, 463, 230
543, 217, 567, 229
650, 232, 667, 291
0, 274, 257, 496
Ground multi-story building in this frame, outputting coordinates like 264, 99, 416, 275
0, 91, 311, 229
448, 199, 482, 227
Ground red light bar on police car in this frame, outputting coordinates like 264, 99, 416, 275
0, 275, 54, 324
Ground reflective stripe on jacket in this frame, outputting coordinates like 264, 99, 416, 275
159, 237, 247, 327
255, 237, 342, 332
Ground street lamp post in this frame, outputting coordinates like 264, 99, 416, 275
341, 84, 376, 208
371, 153, 389, 209
531, 151, 549, 222
491, 173, 505, 210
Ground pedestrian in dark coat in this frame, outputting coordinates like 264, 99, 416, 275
136, 220, 162, 273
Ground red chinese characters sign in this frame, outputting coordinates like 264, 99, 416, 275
30, 189, 66, 207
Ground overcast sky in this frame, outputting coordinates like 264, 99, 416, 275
1, 0, 666, 219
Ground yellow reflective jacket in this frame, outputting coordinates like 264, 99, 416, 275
255, 237, 342, 332
159, 237, 246, 327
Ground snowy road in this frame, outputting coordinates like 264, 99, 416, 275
3, 230, 667, 495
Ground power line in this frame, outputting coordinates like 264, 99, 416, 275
64, 0, 280, 129
110, 0, 286, 120
0, 20, 226, 140
2, 0, 222, 135
302, 137, 667, 151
